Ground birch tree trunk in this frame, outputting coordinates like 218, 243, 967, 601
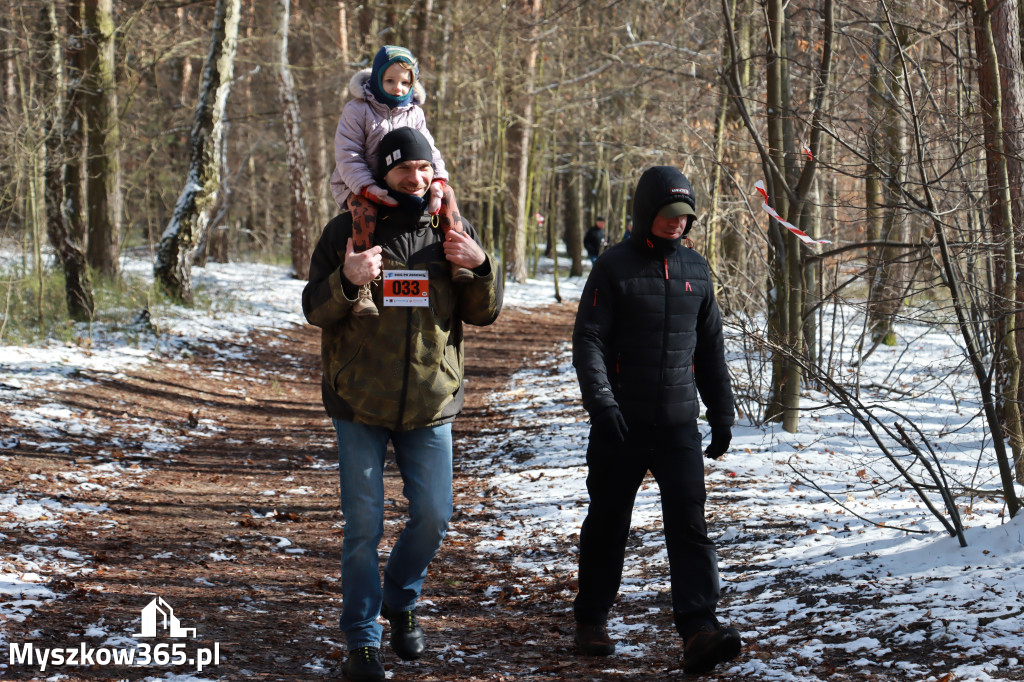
272, 0, 314, 280
40, 0, 93, 321
154, 0, 241, 303
82, 0, 121, 278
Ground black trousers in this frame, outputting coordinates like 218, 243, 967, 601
573, 421, 721, 639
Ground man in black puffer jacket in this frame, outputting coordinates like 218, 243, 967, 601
571, 166, 741, 676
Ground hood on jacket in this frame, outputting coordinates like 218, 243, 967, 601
630, 166, 697, 255
348, 68, 427, 108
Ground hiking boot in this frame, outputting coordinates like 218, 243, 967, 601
683, 625, 741, 675
352, 283, 378, 317
342, 646, 384, 682
380, 603, 425, 661
451, 262, 475, 284
574, 622, 615, 656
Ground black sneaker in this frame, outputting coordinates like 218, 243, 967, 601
380, 603, 426, 660
574, 622, 615, 656
342, 646, 384, 682
683, 626, 741, 675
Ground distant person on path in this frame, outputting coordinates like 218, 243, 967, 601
330, 45, 471, 318
584, 216, 607, 264
571, 166, 741, 675
304, 127, 503, 682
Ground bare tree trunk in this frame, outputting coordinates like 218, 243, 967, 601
154, 0, 241, 303
707, 83, 728, 275
483, 84, 506, 257
415, 0, 434, 70
865, 23, 887, 311
503, 0, 541, 283
434, 0, 452, 109
992, 0, 1024, 482
178, 7, 194, 106
801, 176, 821, 369
565, 144, 584, 277
82, 0, 121, 278
307, 15, 333, 228
40, 0, 93, 321
337, 2, 349, 66
720, 0, 752, 297
973, 0, 1024, 480
764, 0, 791, 425
16, 32, 47, 325
707, 0, 740, 276
273, 0, 314, 280
1, 13, 14, 105
355, 3, 374, 58
245, 0, 260, 259
868, 4, 910, 347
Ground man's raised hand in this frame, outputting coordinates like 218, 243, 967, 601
442, 229, 486, 270
342, 238, 383, 286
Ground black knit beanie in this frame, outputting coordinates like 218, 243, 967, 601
378, 127, 432, 178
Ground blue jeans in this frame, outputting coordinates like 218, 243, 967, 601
332, 419, 454, 650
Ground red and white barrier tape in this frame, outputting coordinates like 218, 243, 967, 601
754, 180, 832, 245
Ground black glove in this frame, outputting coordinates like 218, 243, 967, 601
592, 406, 628, 444
704, 426, 732, 459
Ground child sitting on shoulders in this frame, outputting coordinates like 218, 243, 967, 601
330, 45, 470, 317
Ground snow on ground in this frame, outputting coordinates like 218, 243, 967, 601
3, 252, 1023, 681
1, 256, 309, 680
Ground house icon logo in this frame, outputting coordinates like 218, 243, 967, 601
134, 597, 197, 638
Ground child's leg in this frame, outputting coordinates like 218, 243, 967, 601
347, 194, 379, 252
345, 193, 380, 316
437, 184, 464, 238
438, 185, 475, 283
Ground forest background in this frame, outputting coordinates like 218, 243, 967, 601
2, 0, 1024, 519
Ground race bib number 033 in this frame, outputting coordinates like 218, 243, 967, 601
383, 270, 430, 307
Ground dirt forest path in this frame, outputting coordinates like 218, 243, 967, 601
3, 302, 710, 681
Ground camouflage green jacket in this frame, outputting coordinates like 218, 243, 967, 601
301, 208, 502, 431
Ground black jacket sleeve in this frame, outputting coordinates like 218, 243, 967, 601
693, 283, 735, 428
572, 261, 619, 417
